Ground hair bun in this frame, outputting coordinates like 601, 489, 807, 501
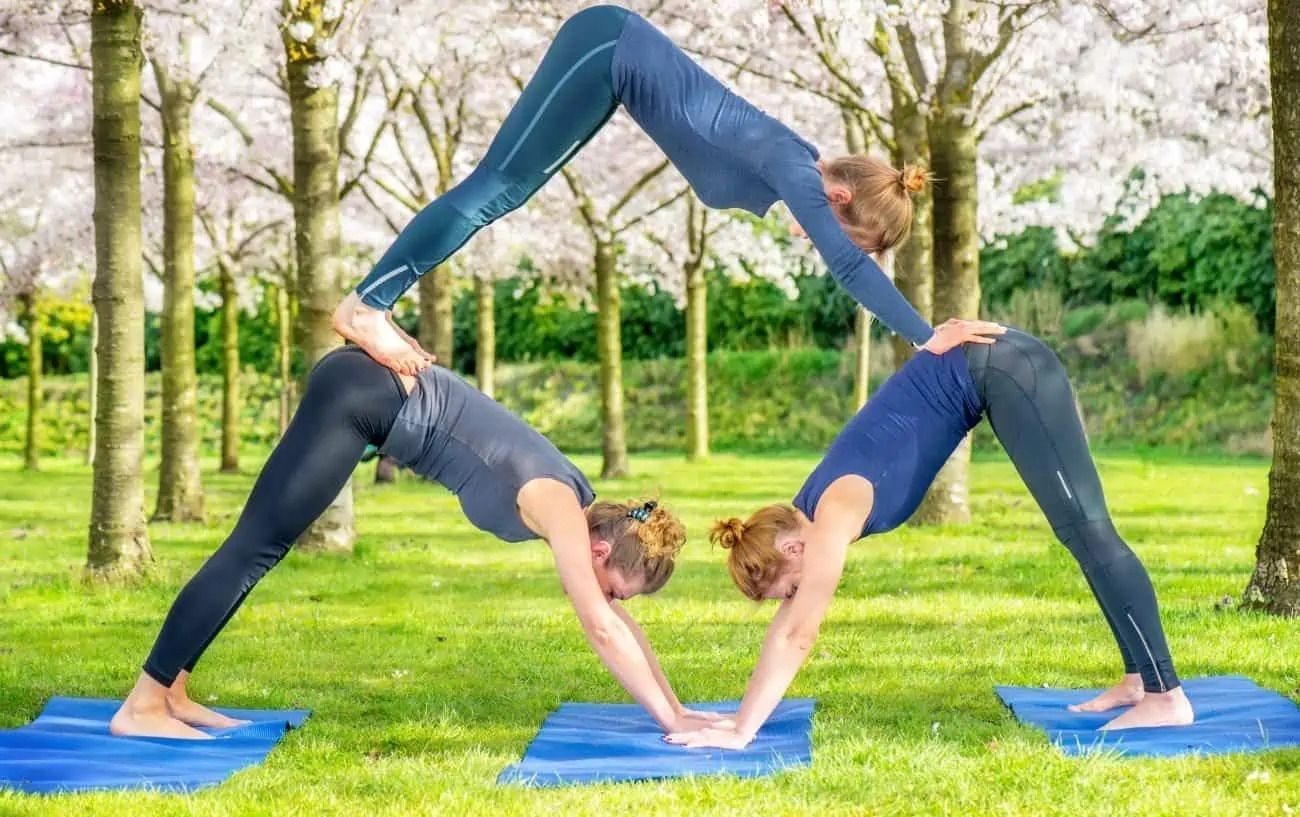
710, 518, 746, 550
633, 500, 685, 559
899, 164, 929, 194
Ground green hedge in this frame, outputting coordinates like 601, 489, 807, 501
0, 334, 1274, 460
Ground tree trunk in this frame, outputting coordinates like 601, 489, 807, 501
852, 308, 871, 410
595, 241, 629, 478
418, 264, 454, 366
914, 8, 980, 526
890, 90, 934, 370
153, 76, 204, 520
87, 310, 97, 466
287, 38, 353, 553
274, 280, 294, 433
685, 255, 709, 460
1243, 0, 1300, 616
475, 277, 495, 398
22, 296, 41, 471
841, 110, 874, 407
219, 264, 240, 473
87, 0, 151, 577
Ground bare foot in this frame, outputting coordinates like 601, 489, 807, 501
167, 694, 249, 729
1068, 674, 1145, 713
385, 313, 436, 363
332, 292, 430, 376
110, 698, 210, 739
1100, 686, 1194, 730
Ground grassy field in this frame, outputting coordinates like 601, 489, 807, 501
0, 450, 1297, 816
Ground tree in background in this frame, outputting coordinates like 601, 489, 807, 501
351, 1, 510, 367
87, 0, 152, 576
1244, 0, 1299, 617
197, 191, 283, 472
282, 0, 356, 552
144, 6, 226, 517
0, 214, 74, 472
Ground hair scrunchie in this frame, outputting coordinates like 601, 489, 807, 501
627, 500, 658, 523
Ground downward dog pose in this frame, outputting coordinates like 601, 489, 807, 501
335, 4, 943, 374
111, 346, 708, 738
667, 325, 1193, 750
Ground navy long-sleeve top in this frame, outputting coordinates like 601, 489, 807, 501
610, 9, 934, 346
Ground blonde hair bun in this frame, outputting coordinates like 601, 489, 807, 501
634, 501, 686, 559
710, 518, 746, 550
899, 164, 929, 194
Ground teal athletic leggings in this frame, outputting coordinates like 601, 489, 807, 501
355, 5, 629, 309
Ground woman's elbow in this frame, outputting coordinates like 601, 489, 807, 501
777, 625, 820, 652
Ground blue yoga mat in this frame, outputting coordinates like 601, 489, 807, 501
498, 699, 815, 787
0, 697, 310, 794
996, 675, 1300, 757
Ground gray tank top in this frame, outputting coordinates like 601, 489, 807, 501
377, 365, 595, 542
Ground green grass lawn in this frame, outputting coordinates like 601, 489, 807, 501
0, 450, 1297, 816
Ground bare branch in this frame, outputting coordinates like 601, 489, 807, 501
357, 180, 405, 234
0, 46, 86, 71
893, 20, 930, 92
615, 185, 687, 234
1092, 1, 1222, 41
338, 47, 373, 152
559, 166, 599, 233
609, 158, 671, 219
977, 96, 1045, 137
367, 168, 423, 213
232, 219, 285, 259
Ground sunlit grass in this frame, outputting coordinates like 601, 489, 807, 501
0, 450, 1296, 816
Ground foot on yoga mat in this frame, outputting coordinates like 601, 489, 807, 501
0, 697, 310, 794
996, 675, 1300, 757
498, 699, 815, 787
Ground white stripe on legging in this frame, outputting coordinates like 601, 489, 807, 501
499, 40, 618, 171
1056, 469, 1073, 500
358, 264, 410, 299
543, 139, 584, 175
1126, 611, 1168, 692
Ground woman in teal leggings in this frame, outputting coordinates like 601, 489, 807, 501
333, 5, 985, 374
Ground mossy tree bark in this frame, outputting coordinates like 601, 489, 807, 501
683, 195, 709, 460
218, 261, 240, 473
594, 240, 629, 478
20, 294, 41, 471
559, 159, 672, 478
87, 311, 97, 465
152, 58, 204, 520
912, 0, 982, 525
273, 277, 295, 433
475, 277, 496, 398
87, 0, 152, 577
1243, 0, 1300, 616
284, 0, 353, 553
888, 87, 933, 370
841, 110, 874, 410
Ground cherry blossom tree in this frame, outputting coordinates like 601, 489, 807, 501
88, 0, 152, 577
140, 0, 261, 520
1244, 0, 1298, 617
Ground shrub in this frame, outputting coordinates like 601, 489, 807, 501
989, 286, 1065, 338
1061, 304, 1108, 339
1126, 305, 1220, 385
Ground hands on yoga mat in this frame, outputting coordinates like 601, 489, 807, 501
997, 676, 1300, 757
0, 697, 310, 794
498, 699, 816, 787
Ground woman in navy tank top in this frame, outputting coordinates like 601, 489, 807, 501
666, 327, 1193, 750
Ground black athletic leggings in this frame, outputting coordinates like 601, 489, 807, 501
964, 328, 1179, 693
142, 347, 406, 687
